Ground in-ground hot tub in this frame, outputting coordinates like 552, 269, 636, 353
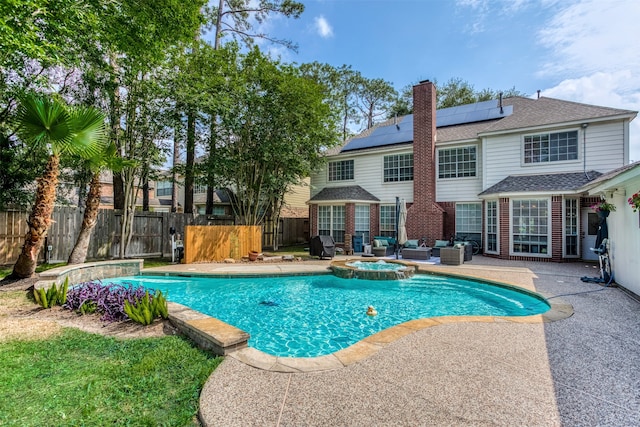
331, 259, 417, 280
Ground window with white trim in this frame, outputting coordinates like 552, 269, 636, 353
524, 131, 578, 163
355, 205, 370, 244
455, 203, 482, 243
156, 181, 172, 197
194, 184, 207, 194
438, 146, 476, 178
379, 205, 396, 238
318, 205, 345, 243
564, 198, 578, 256
512, 199, 549, 255
486, 200, 498, 253
328, 160, 354, 181
383, 154, 413, 182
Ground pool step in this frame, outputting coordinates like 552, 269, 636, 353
167, 302, 249, 356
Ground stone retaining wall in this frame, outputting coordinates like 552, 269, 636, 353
34, 259, 144, 289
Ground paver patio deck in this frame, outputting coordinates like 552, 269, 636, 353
146, 256, 640, 426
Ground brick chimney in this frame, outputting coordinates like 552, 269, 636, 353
406, 80, 444, 243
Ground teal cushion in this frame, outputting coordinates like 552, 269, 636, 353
380, 240, 389, 247
434, 240, 449, 247
404, 239, 419, 249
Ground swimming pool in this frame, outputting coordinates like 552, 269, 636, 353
109, 273, 550, 358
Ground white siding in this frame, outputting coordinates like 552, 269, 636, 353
310, 148, 414, 204
483, 121, 626, 190
607, 176, 640, 297
435, 142, 483, 202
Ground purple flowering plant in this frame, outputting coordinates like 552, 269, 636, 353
64, 281, 158, 323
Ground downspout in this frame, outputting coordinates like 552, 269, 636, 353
582, 123, 590, 180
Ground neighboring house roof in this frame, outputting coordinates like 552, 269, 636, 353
308, 185, 380, 202
336, 97, 637, 153
193, 189, 232, 205
280, 206, 309, 218
479, 171, 603, 196
100, 196, 173, 206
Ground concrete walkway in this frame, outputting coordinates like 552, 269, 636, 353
148, 256, 640, 426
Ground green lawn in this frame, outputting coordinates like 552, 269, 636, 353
0, 328, 222, 426
0, 262, 67, 280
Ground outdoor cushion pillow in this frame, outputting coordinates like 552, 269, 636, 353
380, 240, 389, 247
405, 239, 419, 249
373, 239, 382, 247
434, 239, 449, 247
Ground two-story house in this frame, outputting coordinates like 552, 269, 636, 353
308, 80, 637, 262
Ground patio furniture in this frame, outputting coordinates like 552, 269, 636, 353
440, 245, 464, 265
372, 246, 387, 257
372, 238, 395, 256
344, 233, 354, 255
431, 239, 450, 257
309, 235, 335, 259
402, 247, 432, 260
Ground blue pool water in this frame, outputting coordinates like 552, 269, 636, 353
345, 260, 406, 271
110, 274, 549, 358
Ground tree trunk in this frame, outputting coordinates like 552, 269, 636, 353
184, 110, 195, 214
206, 117, 216, 214
11, 154, 60, 278
171, 122, 180, 213
142, 177, 149, 211
67, 173, 101, 264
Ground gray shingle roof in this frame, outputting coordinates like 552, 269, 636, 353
579, 160, 640, 190
479, 171, 603, 196
332, 96, 636, 151
309, 185, 380, 202
478, 97, 636, 136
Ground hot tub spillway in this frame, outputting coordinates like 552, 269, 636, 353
331, 259, 417, 280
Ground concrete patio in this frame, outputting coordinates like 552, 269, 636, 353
146, 256, 639, 426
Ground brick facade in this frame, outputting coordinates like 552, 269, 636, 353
406, 80, 444, 247
551, 196, 564, 261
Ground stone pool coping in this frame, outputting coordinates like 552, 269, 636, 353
34, 260, 573, 371
142, 263, 573, 372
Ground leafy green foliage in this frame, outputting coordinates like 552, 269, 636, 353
0, 328, 221, 426
123, 290, 169, 325
213, 47, 340, 226
33, 278, 69, 309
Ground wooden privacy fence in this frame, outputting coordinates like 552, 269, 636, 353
0, 209, 307, 265
183, 225, 262, 263
0, 208, 195, 265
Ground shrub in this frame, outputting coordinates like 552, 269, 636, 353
33, 278, 69, 308
64, 281, 159, 323
123, 290, 169, 325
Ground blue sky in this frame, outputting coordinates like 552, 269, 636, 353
238, 0, 640, 162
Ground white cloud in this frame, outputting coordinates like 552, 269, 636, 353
537, 0, 640, 162
314, 15, 334, 38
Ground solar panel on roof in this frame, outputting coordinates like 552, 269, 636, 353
341, 100, 513, 152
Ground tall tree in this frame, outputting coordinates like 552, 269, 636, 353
67, 142, 133, 264
216, 48, 339, 231
356, 77, 397, 129
299, 62, 360, 141
210, 0, 304, 49
10, 95, 107, 278
195, 0, 305, 214
387, 78, 527, 116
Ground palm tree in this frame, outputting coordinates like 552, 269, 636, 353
10, 95, 107, 278
67, 142, 132, 264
